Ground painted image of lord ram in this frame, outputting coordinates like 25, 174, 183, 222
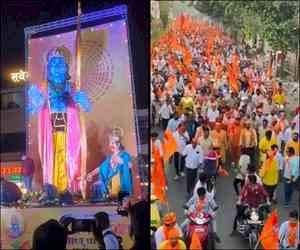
26, 23, 138, 202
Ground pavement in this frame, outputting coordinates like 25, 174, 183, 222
161, 156, 299, 249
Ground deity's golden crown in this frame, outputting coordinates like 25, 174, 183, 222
110, 126, 124, 142
46, 46, 72, 65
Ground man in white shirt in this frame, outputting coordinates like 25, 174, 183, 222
283, 121, 297, 148
293, 111, 299, 132
251, 89, 264, 106
271, 144, 284, 203
233, 148, 250, 196
167, 113, 182, 132
159, 100, 173, 130
182, 139, 204, 195
207, 103, 220, 124
173, 123, 190, 180
279, 210, 299, 249
244, 166, 263, 186
151, 132, 163, 158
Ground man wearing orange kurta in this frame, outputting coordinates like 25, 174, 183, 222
227, 117, 242, 165
211, 122, 228, 164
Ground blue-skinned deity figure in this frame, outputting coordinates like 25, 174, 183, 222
27, 47, 91, 193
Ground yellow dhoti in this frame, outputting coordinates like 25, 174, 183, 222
110, 173, 121, 197
53, 131, 68, 192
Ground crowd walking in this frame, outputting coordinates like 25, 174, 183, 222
150, 15, 299, 250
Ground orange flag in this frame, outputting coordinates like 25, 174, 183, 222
162, 129, 178, 162
190, 232, 202, 250
218, 166, 229, 177
232, 52, 240, 80
267, 62, 272, 80
227, 64, 239, 93
259, 210, 279, 250
151, 144, 167, 204
206, 35, 214, 63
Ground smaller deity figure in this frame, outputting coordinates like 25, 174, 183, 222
87, 129, 133, 201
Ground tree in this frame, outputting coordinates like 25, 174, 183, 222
194, 0, 299, 79
159, 1, 170, 29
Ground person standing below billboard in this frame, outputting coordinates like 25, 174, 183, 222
21, 155, 35, 192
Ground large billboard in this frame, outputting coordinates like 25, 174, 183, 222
24, 6, 141, 196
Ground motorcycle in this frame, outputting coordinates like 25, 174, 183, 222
236, 203, 270, 249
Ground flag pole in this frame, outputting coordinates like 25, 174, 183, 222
75, 0, 88, 201
76, 0, 81, 91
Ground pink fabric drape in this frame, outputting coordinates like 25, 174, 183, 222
38, 90, 82, 192
38, 105, 54, 185
66, 102, 81, 192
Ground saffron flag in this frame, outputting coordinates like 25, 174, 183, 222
218, 166, 229, 177
227, 64, 239, 93
183, 48, 192, 67
162, 129, 178, 162
151, 144, 167, 204
259, 210, 279, 250
232, 52, 240, 80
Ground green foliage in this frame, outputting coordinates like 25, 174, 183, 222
159, 1, 170, 29
195, 0, 299, 53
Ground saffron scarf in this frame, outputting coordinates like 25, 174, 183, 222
287, 222, 298, 247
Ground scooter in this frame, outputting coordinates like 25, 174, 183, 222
184, 210, 216, 250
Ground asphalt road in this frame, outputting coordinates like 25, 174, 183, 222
161, 153, 299, 250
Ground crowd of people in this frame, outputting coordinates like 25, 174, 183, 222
151, 15, 299, 249
32, 199, 148, 250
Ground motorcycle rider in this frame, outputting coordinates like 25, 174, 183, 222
154, 212, 183, 248
192, 172, 215, 201
230, 175, 270, 236
182, 187, 221, 243
244, 165, 263, 186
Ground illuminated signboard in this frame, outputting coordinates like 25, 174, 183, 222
9, 175, 23, 182
10, 70, 29, 82
0, 166, 22, 176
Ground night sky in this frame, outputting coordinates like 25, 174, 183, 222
0, 0, 150, 108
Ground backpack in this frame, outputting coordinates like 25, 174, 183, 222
103, 230, 124, 250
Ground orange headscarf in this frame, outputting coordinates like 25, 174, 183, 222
162, 212, 178, 241
163, 212, 177, 225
